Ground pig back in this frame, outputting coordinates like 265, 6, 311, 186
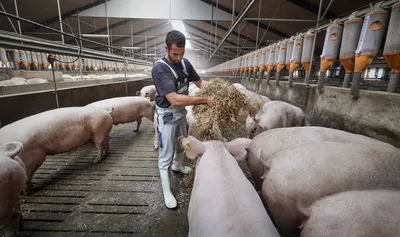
189, 148, 279, 237
86, 96, 153, 125
301, 190, 400, 237
263, 141, 400, 234
0, 107, 112, 154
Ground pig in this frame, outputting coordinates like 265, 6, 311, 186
236, 87, 270, 105
0, 107, 114, 195
26, 78, 48, 84
0, 77, 27, 87
189, 83, 200, 96
300, 190, 400, 237
260, 142, 400, 235
178, 135, 280, 237
185, 105, 196, 136
233, 83, 246, 90
136, 85, 156, 101
0, 141, 26, 237
252, 101, 305, 136
85, 96, 154, 133
247, 126, 394, 189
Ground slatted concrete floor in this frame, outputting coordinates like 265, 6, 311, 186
18, 121, 191, 237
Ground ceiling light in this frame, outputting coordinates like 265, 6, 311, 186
122, 47, 141, 49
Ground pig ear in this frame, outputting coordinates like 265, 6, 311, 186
3, 141, 23, 159
225, 138, 252, 161
136, 91, 141, 96
177, 135, 205, 160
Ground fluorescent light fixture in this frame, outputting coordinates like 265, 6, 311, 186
170, 20, 193, 49
143, 53, 156, 56
122, 46, 141, 49
81, 34, 110, 38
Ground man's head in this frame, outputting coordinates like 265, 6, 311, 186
165, 30, 185, 64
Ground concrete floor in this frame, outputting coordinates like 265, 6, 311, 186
17, 121, 191, 237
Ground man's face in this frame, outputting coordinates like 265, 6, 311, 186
166, 44, 185, 64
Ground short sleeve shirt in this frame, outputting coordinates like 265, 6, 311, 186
152, 56, 200, 108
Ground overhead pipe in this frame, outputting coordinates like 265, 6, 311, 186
340, 13, 363, 88
276, 40, 287, 86
206, 0, 256, 63
351, 4, 389, 98
318, 21, 343, 90
0, 11, 151, 66
383, 2, 400, 93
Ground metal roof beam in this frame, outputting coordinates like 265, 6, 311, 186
202, 20, 264, 47
199, 0, 289, 38
183, 21, 239, 48
286, 0, 337, 19
25, 0, 110, 33
112, 21, 169, 45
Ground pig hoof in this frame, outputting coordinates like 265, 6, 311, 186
154, 146, 159, 151
133, 129, 139, 133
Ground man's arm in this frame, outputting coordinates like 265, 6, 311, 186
193, 78, 208, 89
165, 92, 214, 107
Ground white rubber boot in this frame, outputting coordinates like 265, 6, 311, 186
171, 152, 192, 175
159, 168, 177, 209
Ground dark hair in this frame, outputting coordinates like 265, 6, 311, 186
166, 30, 186, 49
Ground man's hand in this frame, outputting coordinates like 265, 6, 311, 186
205, 96, 215, 106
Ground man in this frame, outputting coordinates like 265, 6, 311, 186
152, 30, 214, 209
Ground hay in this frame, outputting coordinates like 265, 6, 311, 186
192, 78, 262, 141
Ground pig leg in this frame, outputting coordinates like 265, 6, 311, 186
134, 117, 142, 132
92, 134, 109, 164
23, 150, 46, 196
3, 203, 22, 237
105, 136, 110, 156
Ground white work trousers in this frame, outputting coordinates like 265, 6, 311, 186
156, 106, 188, 170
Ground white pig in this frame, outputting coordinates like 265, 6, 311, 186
188, 83, 200, 96
26, 78, 48, 84
0, 107, 114, 195
247, 126, 394, 189
0, 77, 27, 87
300, 190, 400, 237
178, 135, 280, 237
233, 83, 246, 90
136, 85, 156, 101
86, 96, 154, 132
252, 101, 305, 136
0, 141, 26, 237
261, 142, 400, 235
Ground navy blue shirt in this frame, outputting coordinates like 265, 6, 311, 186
152, 56, 200, 108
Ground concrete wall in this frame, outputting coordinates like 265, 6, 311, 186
240, 77, 400, 148
0, 78, 154, 127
